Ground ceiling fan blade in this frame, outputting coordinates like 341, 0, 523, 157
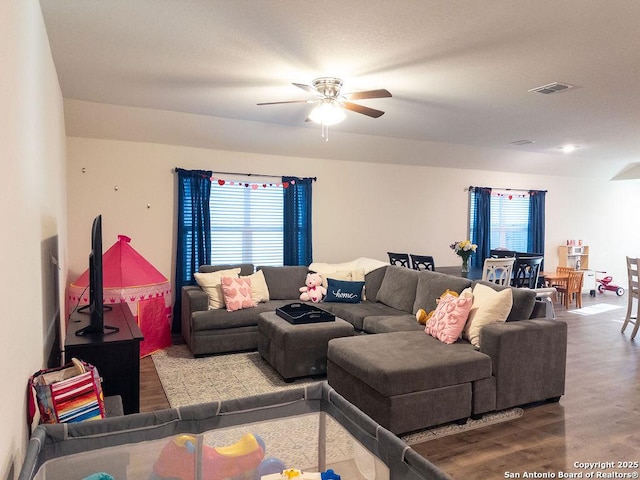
343, 102, 385, 118
343, 89, 392, 100
257, 100, 310, 105
292, 83, 317, 94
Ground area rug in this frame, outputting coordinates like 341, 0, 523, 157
151, 344, 523, 443
571, 303, 624, 316
151, 345, 321, 408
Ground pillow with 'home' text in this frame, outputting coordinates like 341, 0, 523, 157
324, 279, 365, 303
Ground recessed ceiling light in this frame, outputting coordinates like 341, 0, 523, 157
561, 145, 577, 153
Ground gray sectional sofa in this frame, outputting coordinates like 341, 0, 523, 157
181, 263, 567, 434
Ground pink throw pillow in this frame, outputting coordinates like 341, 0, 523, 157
221, 277, 256, 312
425, 292, 473, 344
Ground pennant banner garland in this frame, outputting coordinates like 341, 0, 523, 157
211, 176, 295, 189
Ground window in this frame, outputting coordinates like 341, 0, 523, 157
209, 180, 284, 266
470, 190, 530, 251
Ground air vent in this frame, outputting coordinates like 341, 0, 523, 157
528, 82, 575, 94
510, 139, 535, 146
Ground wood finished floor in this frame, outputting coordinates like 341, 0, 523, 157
140, 293, 640, 480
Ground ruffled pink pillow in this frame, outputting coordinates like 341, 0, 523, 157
425, 291, 473, 344
221, 277, 256, 312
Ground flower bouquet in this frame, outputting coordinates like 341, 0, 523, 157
450, 240, 478, 273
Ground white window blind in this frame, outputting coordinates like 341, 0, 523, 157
470, 190, 530, 251
210, 180, 284, 266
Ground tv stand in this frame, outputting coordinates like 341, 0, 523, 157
65, 303, 143, 414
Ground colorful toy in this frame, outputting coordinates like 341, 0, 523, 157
261, 469, 340, 480
152, 433, 268, 480
82, 474, 114, 480
256, 457, 287, 478
597, 275, 625, 296
299, 273, 326, 303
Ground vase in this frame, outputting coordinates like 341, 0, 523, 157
461, 256, 470, 274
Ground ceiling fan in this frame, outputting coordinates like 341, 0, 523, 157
257, 77, 392, 138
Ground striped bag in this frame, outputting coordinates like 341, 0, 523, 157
29, 358, 105, 424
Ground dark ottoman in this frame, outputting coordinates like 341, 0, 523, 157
258, 311, 354, 380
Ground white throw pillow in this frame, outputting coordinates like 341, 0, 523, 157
463, 283, 513, 348
194, 268, 241, 309
241, 269, 270, 303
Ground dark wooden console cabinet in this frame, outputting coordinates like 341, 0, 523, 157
64, 303, 144, 415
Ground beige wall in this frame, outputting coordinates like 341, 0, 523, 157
66, 136, 640, 295
0, 1, 67, 478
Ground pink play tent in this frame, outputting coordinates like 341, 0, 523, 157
67, 235, 172, 357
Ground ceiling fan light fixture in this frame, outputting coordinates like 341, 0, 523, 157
308, 100, 346, 126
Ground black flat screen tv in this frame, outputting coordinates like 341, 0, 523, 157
76, 215, 118, 336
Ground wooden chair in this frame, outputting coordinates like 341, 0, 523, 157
621, 256, 639, 339
410, 254, 435, 271
550, 266, 574, 303
387, 252, 411, 268
482, 257, 515, 286
511, 256, 543, 289
555, 270, 584, 309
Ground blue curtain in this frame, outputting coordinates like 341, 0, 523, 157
283, 176, 313, 266
471, 187, 492, 268
173, 168, 212, 332
528, 189, 546, 257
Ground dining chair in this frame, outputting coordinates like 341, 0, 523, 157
555, 270, 584, 309
482, 257, 515, 286
511, 256, 543, 289
410, 254, 435, 271
621, 256, 639, 339
387, 252, 411, 268
490, 249, 517, 258
550, 266, 574, 303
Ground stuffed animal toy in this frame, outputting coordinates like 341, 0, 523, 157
416, 289, 460, 325
299, 272, 327, 303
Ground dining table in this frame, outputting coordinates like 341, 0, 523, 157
437, 265, 483, 280
539, 271, 570, 305
540, 271, 569, 286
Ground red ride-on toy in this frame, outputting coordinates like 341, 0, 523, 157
597, 275, 625, 296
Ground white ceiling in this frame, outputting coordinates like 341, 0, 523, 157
39, 0, 640, 179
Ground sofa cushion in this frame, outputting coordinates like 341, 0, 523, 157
327, 331, 491, 397
376, 266, 420, 313
324, 279, 365, 303
191, 300, 293, 331
412, 270, 473, 314
463, 283, 513, 348
425, 288, 473, 344
362, 315, 423, 334
472, 280, 537, 321
321, 300, 406, 331
193, 268, 241, 309
363, 266, 388, 302
257, 266, 308, 300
